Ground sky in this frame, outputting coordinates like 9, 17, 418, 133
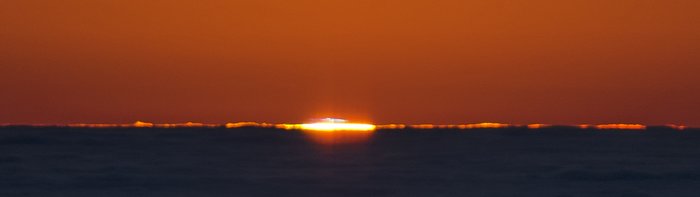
1, 0, 699, 126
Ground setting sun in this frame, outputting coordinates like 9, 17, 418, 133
299, 118, 376, 131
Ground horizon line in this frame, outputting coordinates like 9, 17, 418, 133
0, 121, 692, 130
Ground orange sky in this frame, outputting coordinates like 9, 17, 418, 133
1, 0, 699, 126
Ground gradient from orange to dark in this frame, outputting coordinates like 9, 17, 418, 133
1, 0, 699, 126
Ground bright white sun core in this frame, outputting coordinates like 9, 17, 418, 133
300, 118, 376, 131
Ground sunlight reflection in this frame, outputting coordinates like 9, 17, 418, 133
302, 130, 374, 144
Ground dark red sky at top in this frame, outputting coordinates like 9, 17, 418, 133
1, 0, 699, 126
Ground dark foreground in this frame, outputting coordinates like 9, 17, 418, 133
1, 127, 700, 197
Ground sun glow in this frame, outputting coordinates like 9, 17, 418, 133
595, 124, 646, 130
298, 118, 376, 131
300, 123, 376, 131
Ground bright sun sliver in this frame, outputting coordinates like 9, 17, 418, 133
299, 118, 376, 131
